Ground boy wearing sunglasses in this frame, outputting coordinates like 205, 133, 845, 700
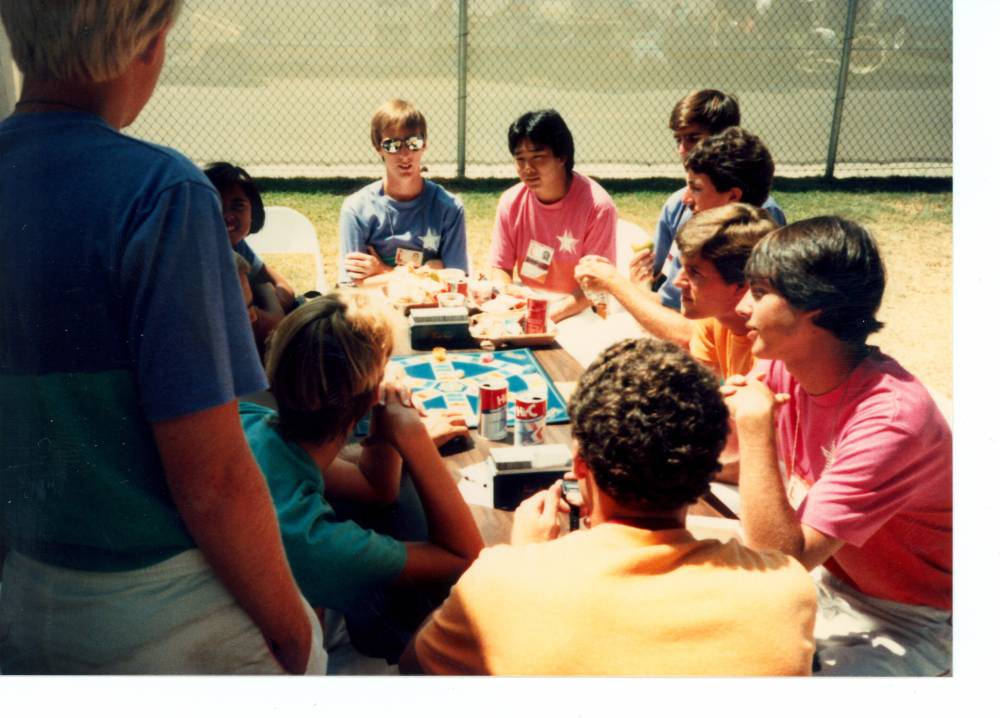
339, 99, 469, 284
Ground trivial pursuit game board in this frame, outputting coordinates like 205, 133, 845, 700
393, 348, 568, 428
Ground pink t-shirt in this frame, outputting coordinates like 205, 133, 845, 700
759, 353, 952, 611
488, 172, 617, 295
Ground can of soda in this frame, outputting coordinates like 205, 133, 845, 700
514, 393, 547, 446
524, 296, 549, 335
478, 380, 508, 440
448, 277, 469, 296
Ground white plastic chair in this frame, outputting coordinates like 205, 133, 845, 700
615, 218, 649, 276
246, 206, 328, 293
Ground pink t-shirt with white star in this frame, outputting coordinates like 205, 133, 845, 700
488, 172, 617, 295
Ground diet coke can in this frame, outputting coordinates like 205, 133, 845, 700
478, 380, 508, 441
514, 393, 547, 446
524, 296, 549, 335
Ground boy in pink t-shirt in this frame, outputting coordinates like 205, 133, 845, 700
487, 110, 617, 323
722, 216, 952, 676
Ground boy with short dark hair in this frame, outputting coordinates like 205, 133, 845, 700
724, 216, 952, 676
633, 89, 786, 306
0, 0, 321, 674
488, 109, 617, 322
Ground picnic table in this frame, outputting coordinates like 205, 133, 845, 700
389, 318, 734, 545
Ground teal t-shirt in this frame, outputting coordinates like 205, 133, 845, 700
239, 402, 407, 610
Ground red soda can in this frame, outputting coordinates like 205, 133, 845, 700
448, 278, 469, 296
524, 296, 548, 334
478, 380, 508, 440
514, 393, 547, 446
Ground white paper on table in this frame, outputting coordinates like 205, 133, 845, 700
554, 381, 577, 403
685, 514, 744, 543
458, 461, 494, 508
708, 481, 741, 516
555, 311, 646, 369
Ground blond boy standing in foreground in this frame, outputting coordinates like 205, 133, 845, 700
0, 0, 322, 673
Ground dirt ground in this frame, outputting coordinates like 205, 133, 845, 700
859, 207, 952, 401
266, 190, 953, 401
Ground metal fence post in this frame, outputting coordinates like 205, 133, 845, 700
456, 0, 468, 180
825, 0, 860, 179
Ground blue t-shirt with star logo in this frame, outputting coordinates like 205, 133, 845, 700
338, 179, 469, 282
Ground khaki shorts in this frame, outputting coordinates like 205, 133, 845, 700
812, 567, 952, 677
0, 549, 325, 675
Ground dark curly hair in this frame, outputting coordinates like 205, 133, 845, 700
684, 126, 774, 208
745, 216, 885, 348
569, 339, 729, 512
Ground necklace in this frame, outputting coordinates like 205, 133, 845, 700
14, 98, 93, 113
784, 366, 857, 488
784, 346, 873, 485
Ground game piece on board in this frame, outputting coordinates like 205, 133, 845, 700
432, 346, 447, 362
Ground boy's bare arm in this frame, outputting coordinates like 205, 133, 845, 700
550, 289, 590, 323
378, 389, 484, 582
250, 281, 286, 339
322, 441, 403, 506
152, 401, 315, 674
490, 267, 514, 286
258, 264, 296, 312
575, 256, 693, 347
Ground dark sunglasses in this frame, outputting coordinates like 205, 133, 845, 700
380, 135, 425, 153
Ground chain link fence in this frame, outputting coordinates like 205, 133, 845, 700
126, 0, 951, 178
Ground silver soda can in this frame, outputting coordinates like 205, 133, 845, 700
514, 393, 547, 446
478, 380, 508, 441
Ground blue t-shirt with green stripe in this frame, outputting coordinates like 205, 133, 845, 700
0, 112, 267, 571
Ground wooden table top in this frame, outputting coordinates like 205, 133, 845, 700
394, 337, 732, 544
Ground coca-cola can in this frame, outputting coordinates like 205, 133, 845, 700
478, 380, 508, 441
448, 277, 469, 296
514, 393, 547, 446
524, 296, 548, 335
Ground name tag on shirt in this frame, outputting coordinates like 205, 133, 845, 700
395, 247, 424, 268
787, 474, 811, 511
520, 239, 554, 282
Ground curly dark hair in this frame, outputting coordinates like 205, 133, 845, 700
568, 339, 729, 512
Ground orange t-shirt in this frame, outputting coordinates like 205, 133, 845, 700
414, 523, 817, 675
689, 317, 754, 379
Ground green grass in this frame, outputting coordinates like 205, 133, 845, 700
255, 176, 953, 395
256, 176, 952, 290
